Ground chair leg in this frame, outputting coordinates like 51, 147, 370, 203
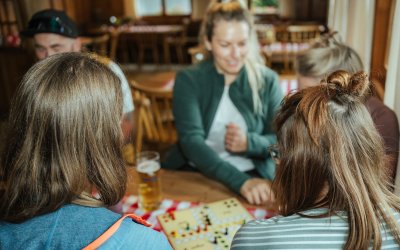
152, 44, 159, 66
177, 45, 184, 64
138, 44, 144, 70
163, 40, 171, 64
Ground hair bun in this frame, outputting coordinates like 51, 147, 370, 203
325, 70, 370, 99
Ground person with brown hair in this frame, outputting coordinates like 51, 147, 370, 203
20, 9, 135, 145
232, 71, 400, 249
0, 53, 171, 249
163, 0, 283, 205
295, 33, 399, 183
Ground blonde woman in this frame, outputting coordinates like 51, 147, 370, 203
163, 0, 283, 205
0, 53, 171, 250
295, 34, 399, 183
232, 71, 400, 249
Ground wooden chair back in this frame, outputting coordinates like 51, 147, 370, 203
164, 18, 191, 64
287, 25, 323, 43
130, 81, 176, 153
274, 25, 290, 43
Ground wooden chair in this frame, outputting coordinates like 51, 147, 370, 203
287, 25, 323, 43
163, 18, 191, 64
273, 25, 290, 43
130, 81, 176, 154
263, 24, 322, 73
136, 32, 159, 68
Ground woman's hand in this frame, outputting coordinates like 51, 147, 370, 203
240, 178, 275, 205
225, 123, 247, 153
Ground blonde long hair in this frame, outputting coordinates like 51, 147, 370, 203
273, 70, 400, 249
0, 53, 126, 222
200, 0, 265, 114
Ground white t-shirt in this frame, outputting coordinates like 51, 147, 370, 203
205, 85, 255, 172
108, 61, 134, 114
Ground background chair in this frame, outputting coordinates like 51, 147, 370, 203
136, 32, 160, 69
261, 24, 323, 73
287, 24, 323, 43
163, 18, 191, 65
130, 81, 176, 155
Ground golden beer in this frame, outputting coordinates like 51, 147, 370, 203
136, 152, 162, 211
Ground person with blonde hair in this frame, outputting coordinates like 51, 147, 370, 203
0, 53, 171, 249
163, 0, 283, 205
295, 33, 399, 183
232, 70, 400, 249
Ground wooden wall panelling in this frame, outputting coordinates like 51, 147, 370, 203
294, 0, 327, 23
0, 47, 34, 116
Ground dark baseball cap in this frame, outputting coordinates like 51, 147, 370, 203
20, 9, 79, 38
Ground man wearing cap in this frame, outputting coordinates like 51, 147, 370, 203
21, 9, 135, 145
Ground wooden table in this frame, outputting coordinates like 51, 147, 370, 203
126, 168, 277, 211
131, 72, 297, 96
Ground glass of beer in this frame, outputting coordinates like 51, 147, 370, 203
135, 151, 162, 211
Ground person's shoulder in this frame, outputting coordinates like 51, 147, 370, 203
232, 210, 348, 249
174, 59, 214, 92
366, 96, 395, 113
240, 209, 346, 230
100, 218, 172, 249
257, 64, 279, 79
177, 59, 214, 78
59, 204, 121, 226
254, 64, 279, 92
365, 96, 398, 121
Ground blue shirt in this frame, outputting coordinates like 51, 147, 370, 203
0, 204, 171, 250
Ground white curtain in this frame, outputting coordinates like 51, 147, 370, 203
328, 0, 375, 73
384, 0, 400, 195
329, 0, 400, 194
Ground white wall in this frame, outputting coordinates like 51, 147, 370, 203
384, 0, 400, 195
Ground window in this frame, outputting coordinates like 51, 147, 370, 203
135, 0, 162, 16
165, 0, 191, 16
135, 0, 192, 17
250, 0, 279, 15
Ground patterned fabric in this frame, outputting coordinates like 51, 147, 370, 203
111, 195, 275, 232
0, 204, 171, 250
231, 208, 400, 250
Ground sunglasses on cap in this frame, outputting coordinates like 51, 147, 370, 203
27, 16, 75, 37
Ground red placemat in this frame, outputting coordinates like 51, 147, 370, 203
110, 195, 275, 232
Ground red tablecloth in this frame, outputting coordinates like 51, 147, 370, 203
111, 195, 275, 232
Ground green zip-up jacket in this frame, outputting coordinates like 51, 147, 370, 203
163, 58, 284, 193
